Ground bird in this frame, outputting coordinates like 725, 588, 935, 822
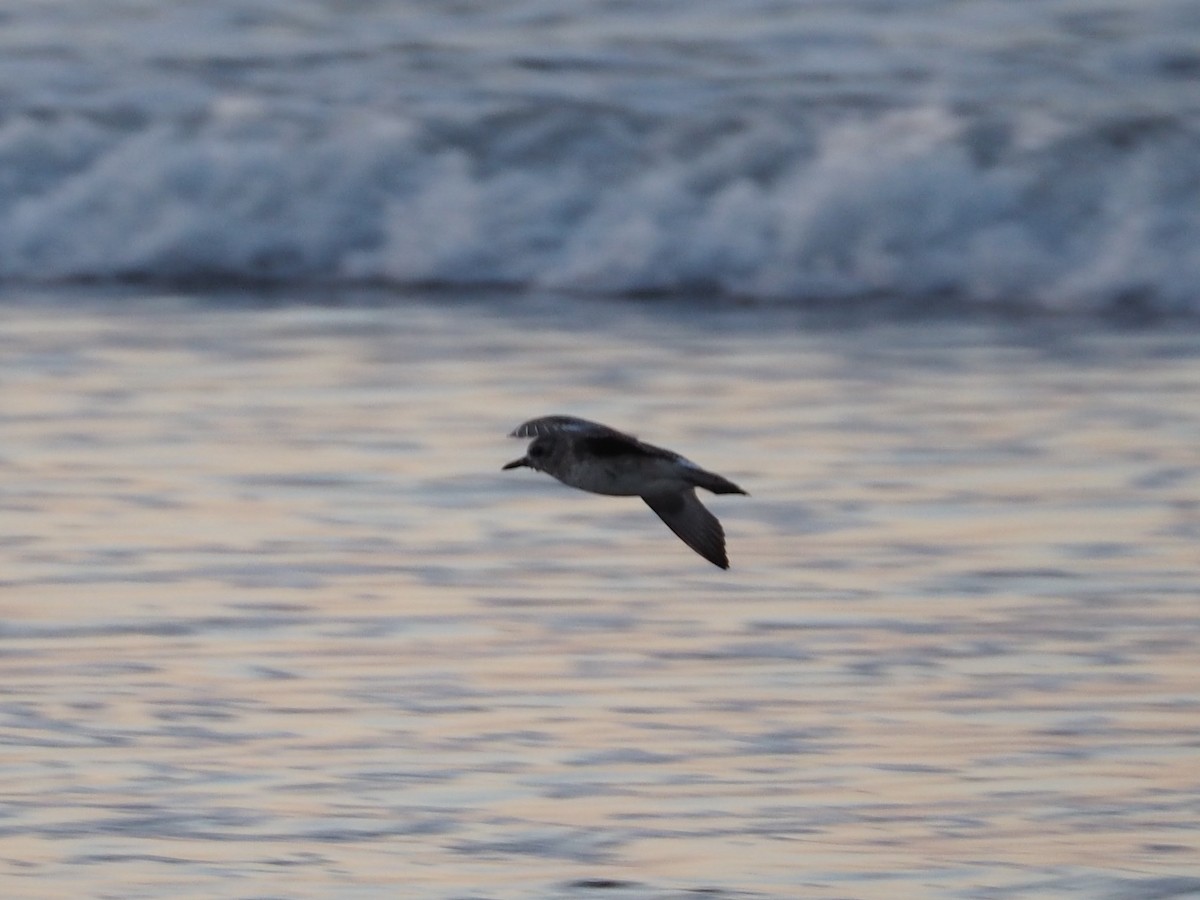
502, 415, 747, 568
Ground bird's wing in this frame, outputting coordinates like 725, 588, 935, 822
642, 489, 730, 569
510, 416, 679, 461
509, 416, 636, 441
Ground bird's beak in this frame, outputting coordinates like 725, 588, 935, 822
502, 456, 529, 471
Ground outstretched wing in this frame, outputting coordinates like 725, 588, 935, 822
643, 489, 730, 569
509, 415, 681, 462
509, 416, 636, 441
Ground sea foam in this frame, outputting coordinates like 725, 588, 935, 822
1, 0, 1197, 314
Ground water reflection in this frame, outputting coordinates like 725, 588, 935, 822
2, 290, 1198, 899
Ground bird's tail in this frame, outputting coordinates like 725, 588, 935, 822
688, 469, 748, 496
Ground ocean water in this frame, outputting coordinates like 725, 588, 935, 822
1, 0, 1199, 313
3, 2, 1200, 895
3, 287, 1199, 899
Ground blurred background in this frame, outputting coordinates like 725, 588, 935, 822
2, 2, 1199, 898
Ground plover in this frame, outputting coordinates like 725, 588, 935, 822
502, 415, 747, 569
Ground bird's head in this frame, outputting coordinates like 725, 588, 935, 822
502, 435, 555, 474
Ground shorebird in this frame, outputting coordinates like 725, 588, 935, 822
502, 415, 747, 568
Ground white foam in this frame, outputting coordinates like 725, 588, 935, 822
1, 0, 1197, 314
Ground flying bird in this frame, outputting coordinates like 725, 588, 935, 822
502, 415, 746, 568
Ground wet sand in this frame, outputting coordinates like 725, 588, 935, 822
2, 289, 1199, 899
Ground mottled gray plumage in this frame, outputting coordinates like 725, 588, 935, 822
503, 415, 747, 568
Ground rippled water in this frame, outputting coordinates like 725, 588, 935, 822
3, 290, 1199, 899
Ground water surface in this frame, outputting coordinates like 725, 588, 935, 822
2, 289, 1199, 899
